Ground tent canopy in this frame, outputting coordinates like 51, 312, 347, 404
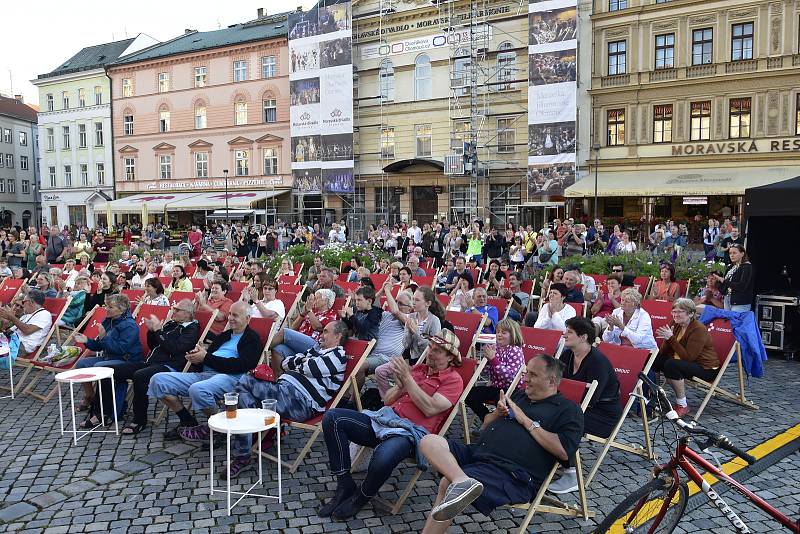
97, 190, 287, 214
565, 166, 795, 198
744, 175, 800, 217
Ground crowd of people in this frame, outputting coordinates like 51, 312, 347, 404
0, 211, 756, 526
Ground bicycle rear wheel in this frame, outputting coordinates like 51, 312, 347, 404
595, 477, 688, 533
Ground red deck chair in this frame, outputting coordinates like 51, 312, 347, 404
568, 301, 586, 318
158, 276, 171, 287
278, 284, 304, 296
0, 278, 25, 305
421, 267, 438, 277
190, 278, 206, 291
337, 281, 360, 293
183, 264, 197, 278
331, 297, 350, 314
136, 304, 172, 356
692, 319, 757, 419
292, 263, 304, 277
339, 261, 351, 274
369, 273, 390, 288
277, 275, 299, 286
229, 281, 248, 293
466, 267, 481, 285
506, 328, 565, 391
168, 291, 195, 307
10, 296, 72, 390
261, 339, 376, 473
436, 293, 451, 308
119, 264, 131, 273
487, 297, 510, 321
641, 299, 672, 346
584, 343, 659, 487
675, 279, 690, 298
276, 291, 302, 324
588, 274, 608, 293
414, 275, 435, 289
631, 276, 652, 296
121, 289, 145, 312
444, 310, 486, 361
337, 273, 350, 283
247, 317, 275, 355
92, 262, 106, 271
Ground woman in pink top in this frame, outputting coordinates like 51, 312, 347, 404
591, 274, 622, 334
464, 318, 525, 421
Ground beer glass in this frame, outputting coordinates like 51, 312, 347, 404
262, 399, 277, 426
224, 392, 239, 419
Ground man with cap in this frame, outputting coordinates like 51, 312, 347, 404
317, 330, 466, 521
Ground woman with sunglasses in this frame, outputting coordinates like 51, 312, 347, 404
247, 278, 285, 322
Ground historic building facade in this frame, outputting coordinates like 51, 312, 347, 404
0, 96, 40, 228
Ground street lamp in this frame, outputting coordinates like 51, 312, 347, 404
592, 143, 601, 220
223, 169, 229, 227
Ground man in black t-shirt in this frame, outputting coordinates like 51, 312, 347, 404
720, 227, 744, 264
418, 355, 583, 529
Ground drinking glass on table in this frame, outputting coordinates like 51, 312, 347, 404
262, 399, 278, 425
224, 392, 239, 419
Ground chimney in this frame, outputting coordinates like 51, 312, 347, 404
184, 28, 194, 34
13, 95, 23, 103
257, 7, 266, 18
297, 6, 303, 12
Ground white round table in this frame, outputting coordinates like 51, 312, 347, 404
54, 366, 119, 444
208, 408, 282, 515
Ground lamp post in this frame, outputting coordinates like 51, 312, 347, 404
592, 143, 601, 220
223, 169, 229, 227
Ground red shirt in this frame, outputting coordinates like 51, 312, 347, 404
298, 308, 338, 341
390, 365, 464, 433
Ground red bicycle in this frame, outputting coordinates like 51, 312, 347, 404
596, 372, 800, 533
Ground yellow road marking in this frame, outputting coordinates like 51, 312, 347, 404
604, 422, 800, 532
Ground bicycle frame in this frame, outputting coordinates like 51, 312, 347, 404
649, 438, 800, 533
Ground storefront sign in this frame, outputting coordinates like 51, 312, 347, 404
682, 196, 708, 205
354, 6, 510, 42
359, 25, 492, 60
42, 194, 61, 201
393, 187, 406, 195
144, 177, 284, 191
671, 138, 800, 156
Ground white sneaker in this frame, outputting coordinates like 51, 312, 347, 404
547, 468, 578, 494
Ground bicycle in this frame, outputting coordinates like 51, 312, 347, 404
596, 372, 800, 533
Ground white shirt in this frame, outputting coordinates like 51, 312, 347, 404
580, 273, 598, 300
534, 302, 576, 332
601, 307, 657, 350
161, 261, 176, 276
250, 298, 286, 321
16, 308, 53, 353
408, 226, 422, 244
131, 272, 154, 289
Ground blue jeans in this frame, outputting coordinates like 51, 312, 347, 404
147, 371, 240, 411
75, 356, 128, 369
272, 328, 319, 359
322, 408, 414, 497
724, 295, 751, 313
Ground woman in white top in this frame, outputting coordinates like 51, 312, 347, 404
616, 231, 637, 254
245, 278, 286, 322
534, 282, 577, 332
139, 278, 170, 307
601, 287, 657, 349
447, 273, 474, 312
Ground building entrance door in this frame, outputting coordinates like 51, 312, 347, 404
412, 186, 438, 225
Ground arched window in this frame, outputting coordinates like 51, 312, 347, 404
195, 102, 207, 129
158, 105, 170, 133
414, 54, 432, 100
453, 48, 470, 96
379, 59, 395, 102
497, 42, 516, 91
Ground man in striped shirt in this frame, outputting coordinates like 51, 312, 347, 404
221, 320, 351, 479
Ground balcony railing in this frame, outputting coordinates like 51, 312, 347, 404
725, 59, 757, 73
649, 68, 677, 82
767, 57, 783, 69
601, 74, 630, 87
686, 64, 717, 78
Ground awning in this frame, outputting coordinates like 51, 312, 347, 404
564, 167, 797, 198
97, 190, 289, 213
206, 210, 254, 219
97, 193, 197, 214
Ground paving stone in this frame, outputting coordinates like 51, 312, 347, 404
0, 502, 38, 523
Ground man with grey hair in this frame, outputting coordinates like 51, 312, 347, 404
148, 301, 263, 441
313, 266, 345, 298
0, 288, 52, 358
406, 255, 426, 278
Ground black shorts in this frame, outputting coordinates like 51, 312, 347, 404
447, 439, 537, 517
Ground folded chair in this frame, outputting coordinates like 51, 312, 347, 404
691, 318, 758, 420
504, 378, 598, 532
584, 343, 659, 487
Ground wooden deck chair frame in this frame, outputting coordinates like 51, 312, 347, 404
504, 379, 598, 532
691, 336, 757, 420
584, 345, 659, 488
260, 339, 376, 473
372, 356, 489, 515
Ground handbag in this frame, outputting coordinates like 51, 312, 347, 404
251, 363, 276, 382
538, 249, 555, 262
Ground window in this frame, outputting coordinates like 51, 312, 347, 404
95, 86, 102, 105
235, 150, 249, 176
19, 131, 27, 146
262, 56, 276, 78
2, 129, 10, 143
452, 120, 471, 152
489, 183, 521, 227
609, 0, 627, 10
68, 206, 86, 226
62, 91, 70, 109
415, 123, 432, 156
608, 40, 626, 75
48, 166, 56, 187
78, 88, 86, 107
123, 115, 134, 136
124, 157, 135, 181
159, 155, 172, 179
496, 42, 516, 91
20, 156, 28, 170
653, 104, 673, 143
0, 156, 4, 168
731, 22, 754, 61
0, 180, 4, 193
233, 60, 247, 82
80, 164, 89, 186
46, 128, 54, 151
263, 148, 278, 174
4, 154, 12, 168
692, 28, 713, 65
655, 33, 675, 69
496, 117, 515, 152
195, 105, 207, 129
64, 165, 72, 186
78, 124, 87, 148
194, 66, 207, 87
607, 108, 625, 146
7, 179, 16, 194
159, 110, 170, 133
690, 101, 711, 140
96, 163, 105, 184
263, 99, 277, 123
415, 54, 432, 100
195, 152, 209, 178
22, 180, 29, 194
449, 185, 472, 220
62, 126, 70, 149
122, 78, 132, 97
46, 94, 54, 111
235, 102, 247, 125
729, 97, 751, 138
158, 72, 169, 93
453, 47, 470, 96
381, 127, 395, 158
379, 59, 395, 101
94, 122, 104, 146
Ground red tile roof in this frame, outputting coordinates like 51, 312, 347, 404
0, 96, 38, 123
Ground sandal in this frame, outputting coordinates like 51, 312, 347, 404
80, 415, 102, 429
121, 422, 146, 436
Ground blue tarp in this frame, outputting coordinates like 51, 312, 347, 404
699, 306, 767, 378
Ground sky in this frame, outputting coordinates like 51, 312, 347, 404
0, 0, 303, 105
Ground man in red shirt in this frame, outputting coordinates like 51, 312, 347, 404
317, 330, 465, 520
188, 225, 203, 259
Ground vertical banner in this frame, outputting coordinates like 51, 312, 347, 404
289, 0, 354, 195
527, 0, 577, 198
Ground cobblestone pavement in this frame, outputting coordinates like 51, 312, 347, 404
0, 358, 798, 533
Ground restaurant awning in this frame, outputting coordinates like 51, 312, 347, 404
564, 166, 797, 198
97, 190, 289, 214
97, 193, 198, 214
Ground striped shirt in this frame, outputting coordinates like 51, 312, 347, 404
280, 345, 348, 411
371, 311, 406, 358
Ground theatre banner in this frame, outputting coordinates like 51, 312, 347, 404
289, 0, 355, 194
527, 0, 577, 198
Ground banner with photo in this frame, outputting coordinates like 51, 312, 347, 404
289, 0, 354, 195
527, 0, 577, 197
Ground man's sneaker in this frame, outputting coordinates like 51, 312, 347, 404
674, 404, 691, 418
179, 423, 210, 442
431, 478, 484, 521
547, 467, 578, 494
218, 456, 252, 480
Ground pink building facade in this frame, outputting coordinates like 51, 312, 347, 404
107, 14, 291, 225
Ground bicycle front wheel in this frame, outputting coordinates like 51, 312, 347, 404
595, 477, 688, 534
